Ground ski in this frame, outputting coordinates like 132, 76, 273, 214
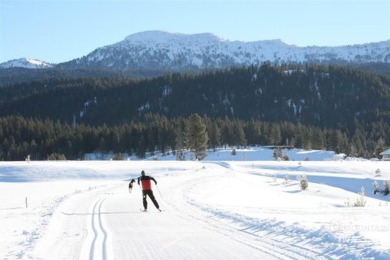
139, 208, 164, 212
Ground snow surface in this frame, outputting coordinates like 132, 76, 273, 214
1, 148, 390, 259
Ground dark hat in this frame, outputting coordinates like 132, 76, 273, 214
141, 170, 145, 176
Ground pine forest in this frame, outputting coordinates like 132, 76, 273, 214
0, 63, 389, 160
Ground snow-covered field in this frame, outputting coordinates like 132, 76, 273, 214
1, 148, 390, 259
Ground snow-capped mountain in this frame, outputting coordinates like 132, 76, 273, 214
0, 58, 54, 69
2, 31, 389, 72
60, 31, 390, 70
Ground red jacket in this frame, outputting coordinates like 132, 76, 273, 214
137, 175, 157, 190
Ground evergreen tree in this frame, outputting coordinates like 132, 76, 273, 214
174, 121, 187, 160
244, 120, 262, 145
231, 120, 247, 147
208, 121, 221, 150
374, 137, 385, 159
269, 124, 282, 145
187, 114, 208, 160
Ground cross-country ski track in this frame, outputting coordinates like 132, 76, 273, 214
28, 163, 318, 259
79, 196, 110, 260
2, 158, 390, 259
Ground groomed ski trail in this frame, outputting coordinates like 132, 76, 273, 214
23, 161, 390, 259
105, 179, 273, 259
79, 196, 112, 260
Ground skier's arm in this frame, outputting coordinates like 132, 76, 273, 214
151, 177, 157, 185
137, 177, 140, 185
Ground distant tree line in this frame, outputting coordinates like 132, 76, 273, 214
0, 114, 387, 161
1, 62, 389, 86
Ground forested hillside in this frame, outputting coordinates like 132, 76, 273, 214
0, 64, 389, 160
1, 64, 390, 128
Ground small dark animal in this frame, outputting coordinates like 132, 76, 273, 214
129, 179, 135, 193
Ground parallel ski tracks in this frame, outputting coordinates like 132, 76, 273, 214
90, 197, 108, 260
80, 196, 110, 260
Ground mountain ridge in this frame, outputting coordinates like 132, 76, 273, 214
2, 31, 389, 70
0, 58, 54, 69
59, 31, 390, 70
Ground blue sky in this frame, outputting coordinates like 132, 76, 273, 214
1, 0, 389, 64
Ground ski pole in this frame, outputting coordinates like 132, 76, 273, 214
156, 184, 163, 199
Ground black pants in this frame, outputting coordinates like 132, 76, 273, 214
142, 190, 159, 210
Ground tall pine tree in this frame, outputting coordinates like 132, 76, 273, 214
187, 114, 208, 160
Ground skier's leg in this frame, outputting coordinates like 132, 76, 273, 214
149, 191, 160, 209
142, 190, 148, 210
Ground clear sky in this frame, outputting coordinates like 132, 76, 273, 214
1, 0, 389, 64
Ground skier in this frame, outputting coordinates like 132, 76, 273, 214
137, 170, 160, 211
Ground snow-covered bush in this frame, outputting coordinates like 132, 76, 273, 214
353, 187, 366, 207
176, 150, 185, 161
112, 153, 124, 160
273, 147, 283, 160
373, 180, 390, 196
373, 180, 380, 194
297, 174, 309, 190
383, 180, 390, 196
47, 153, 66, 160
284, 174, 289, 183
